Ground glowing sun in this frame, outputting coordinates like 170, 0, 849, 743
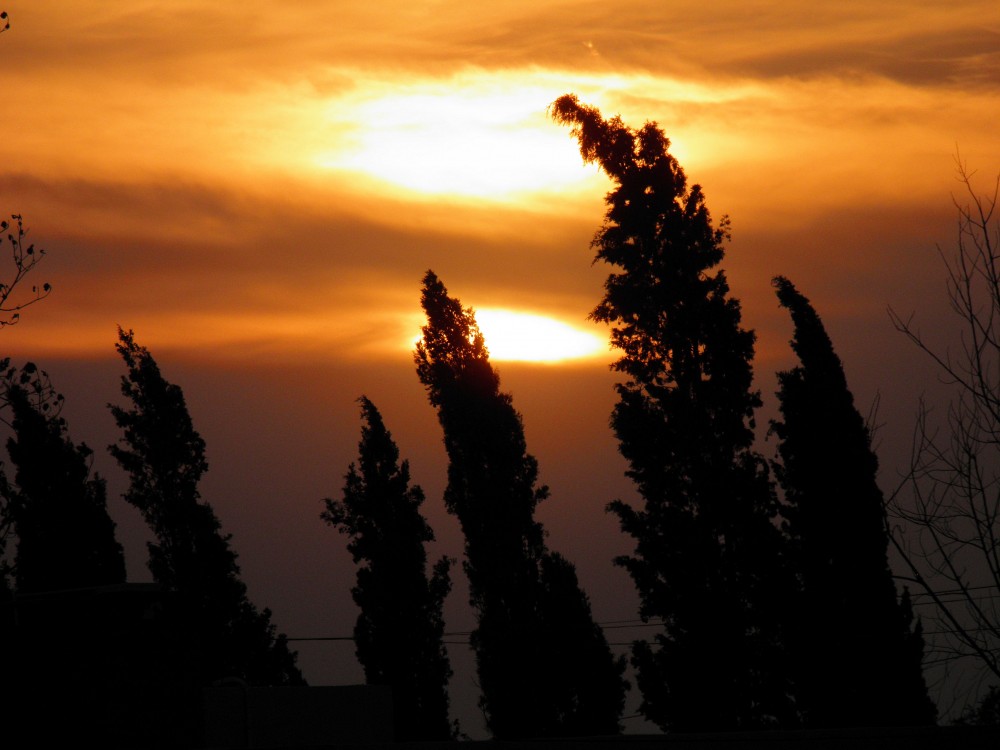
314, 75, 604, 201
475, 309, 605, 363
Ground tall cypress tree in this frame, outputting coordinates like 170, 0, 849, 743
0, 364, 130, 746
551, 95, 793, 731
415, 271, 626, 738
1, 362, 125, 593
771, 276, 936, 726
109, 328, 302, 687
322, 396, 453, 740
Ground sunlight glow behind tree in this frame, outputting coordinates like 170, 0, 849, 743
317, 85, 600, 199
409, 309, 605, 364
475, 309, 605, 362
310, 70, 752, 202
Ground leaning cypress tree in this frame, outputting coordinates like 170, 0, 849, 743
415, 270, 626, 738
771, 276, 936, 727
1, 363, 125, 593
551, 95, 793, 731
109, 328, 302, 687
322, 396, 454, 741
0, 364, 130, 746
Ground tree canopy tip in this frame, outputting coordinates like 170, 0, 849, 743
771, 276, 807, 309
771, 275, 791, 290
547, 93, 582, 120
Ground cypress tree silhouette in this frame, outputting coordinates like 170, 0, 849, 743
551, 95, 793, 731
415, 270, 626, 738
772, 276, 936, 726
109, 328, 302, 687
1, 362, 125, 593
322, 396, 453, 740
0, 363, 132, 745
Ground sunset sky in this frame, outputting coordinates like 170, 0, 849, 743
2, 1, 999, 733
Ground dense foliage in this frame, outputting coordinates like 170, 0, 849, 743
773, 276, 936, 727
552, 95, 794, 730
109, 328, 302, 687
323, 396, 453, 740
0, 361, 125, 592
415, 270, 626, 738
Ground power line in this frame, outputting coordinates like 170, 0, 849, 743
289, 613, 1000, 645
288, 618, 664, 643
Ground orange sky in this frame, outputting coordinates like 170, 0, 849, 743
2, 0, 999, 732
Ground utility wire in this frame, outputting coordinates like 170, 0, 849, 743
288, 617, 665, 643
289, 618, 999, 644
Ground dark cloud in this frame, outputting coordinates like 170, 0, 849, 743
0, 169, 605, 364
8, 1, 997, 94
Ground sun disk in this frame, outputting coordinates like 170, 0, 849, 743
475, 309, 604, 363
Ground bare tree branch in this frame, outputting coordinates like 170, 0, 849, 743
0, 215, 51, 328
888, 160, 1000, 711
